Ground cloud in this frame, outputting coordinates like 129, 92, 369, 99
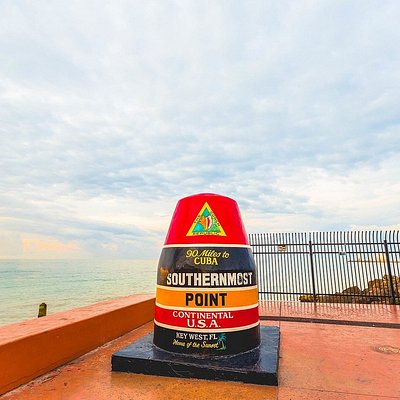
242, 153, 400, 232
0, 1, 399, 258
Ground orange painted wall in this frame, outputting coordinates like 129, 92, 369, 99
0, 294, 155, 396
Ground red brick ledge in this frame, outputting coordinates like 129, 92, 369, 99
0, 294, 155, 396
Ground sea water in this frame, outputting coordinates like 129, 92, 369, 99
0, 259, 157, 326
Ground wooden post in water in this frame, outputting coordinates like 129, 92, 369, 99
38, 303, 47, 318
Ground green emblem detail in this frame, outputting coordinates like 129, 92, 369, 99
217, 333, 227, 351
186, 202, 226, 236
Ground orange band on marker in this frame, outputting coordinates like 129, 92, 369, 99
156, 286, 258, 309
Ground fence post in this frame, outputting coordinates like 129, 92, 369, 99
383, 240, 396, 305
309, 239, 317, 302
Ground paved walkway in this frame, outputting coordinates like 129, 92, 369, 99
260, 300, 400, 326
2, 302, 400, 400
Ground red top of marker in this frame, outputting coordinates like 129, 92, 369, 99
164, 193, 249, 246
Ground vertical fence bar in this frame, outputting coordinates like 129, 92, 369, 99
277, 232, 283, 299
364, 231, 374, 298
260, 233, 266, 300
319, 231, 326, 297
345, 231, 361, 299
337, 232, 350, 302
367, 230, 375, 299
272, 233, 285, 299
384, 239, 396, 305
298, 233, 306, 298
309, 237, 317, 302
328, 231, 339, 298
372, 231, 383, 300
282, 232, 289, 300
265, 233, 272, 300
255, 233, 263, 300
250, 234, 257, 297
358, 231, 369, 298
342, 231, 356, 300
273, 232, 279, 301
290, 232, 299, 300
392, 231, 400, 303
263, 233, 268, 300
314, 232, 322, 297
325, 231, 332, 297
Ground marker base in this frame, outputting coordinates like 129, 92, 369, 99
112, 326, 280, 386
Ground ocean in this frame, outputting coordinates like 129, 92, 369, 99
0, 259, 157, 326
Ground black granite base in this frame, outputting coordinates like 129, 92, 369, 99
112, 326, 280, 386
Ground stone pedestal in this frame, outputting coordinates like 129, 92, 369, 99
112, 326, 280, 386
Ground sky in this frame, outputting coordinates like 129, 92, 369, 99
1, 0, 399, 259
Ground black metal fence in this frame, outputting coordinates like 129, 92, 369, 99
249, 231, 400, 304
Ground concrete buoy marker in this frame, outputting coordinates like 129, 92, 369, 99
153, 193, 260, 355
112, 193, 280, 386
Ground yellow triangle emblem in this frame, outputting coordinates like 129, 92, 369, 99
186, 202, 226, 236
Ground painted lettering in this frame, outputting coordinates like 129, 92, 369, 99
185, 292, 227, 306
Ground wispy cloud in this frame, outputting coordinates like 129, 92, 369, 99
0, 1, 399, 258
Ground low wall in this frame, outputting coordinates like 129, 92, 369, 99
0, 294, 155, 396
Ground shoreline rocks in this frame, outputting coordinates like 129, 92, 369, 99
299, 274, 400, 304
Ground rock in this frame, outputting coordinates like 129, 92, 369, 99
384, 275, 400, 295
318, 293, 353, 303
341, 286, 362, 295
298, 275, 400, 304
367, 278, 385, 290
299, 294, 318, 302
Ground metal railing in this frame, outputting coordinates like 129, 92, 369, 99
249, 231, 400, 304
